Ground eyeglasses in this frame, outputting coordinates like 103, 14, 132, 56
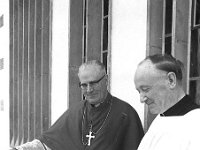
79, 74, 106, 89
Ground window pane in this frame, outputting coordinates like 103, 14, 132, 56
194, 0, 200, 25
103, 52, 107, 73
84, 0, 87, 26
189, 80, 200, 105
103, 0, 109, 16
83, 0, 87, 62
190, 29, 200, 77
103, 17, 108, 51
165, 36, 172, 55
165, 0, 173, 34
83, 27, 87, 62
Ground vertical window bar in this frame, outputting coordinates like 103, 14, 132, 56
103, 17, 108, 51
102, 0, 109, 72
23, 0, 29, 143
101, 0, 104, 63
82, 0, 87, 63
107, 0, 111, 91
18, 0, 24, 144
9, 0, 14, 145
162, 0, 166, 53
82, 0, 87, 100
13, 0, 19, 145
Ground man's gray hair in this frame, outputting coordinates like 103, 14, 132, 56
78, 60, 106, 77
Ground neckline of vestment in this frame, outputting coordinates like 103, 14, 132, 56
86, 93, 112, 111
81, 93, 113, 145
85, 93, 112, 133
160, 95, 200, 117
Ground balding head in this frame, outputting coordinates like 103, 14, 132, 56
139, 54, 184, 83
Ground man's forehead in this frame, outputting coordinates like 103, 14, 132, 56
79, 65, 104, 79
137, 60, 167, 75
138, 60, 155, 70
135, 60, 167, 83
80, 65, 101, 74
136, 61, 157, 77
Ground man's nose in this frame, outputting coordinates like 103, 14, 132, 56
140, 94, 147, 103
86, 84, 93, 92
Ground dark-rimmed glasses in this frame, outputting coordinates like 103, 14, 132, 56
79, 74, 106, 89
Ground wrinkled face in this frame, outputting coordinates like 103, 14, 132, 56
78, 65, 108, 105
134, 61, 172, 114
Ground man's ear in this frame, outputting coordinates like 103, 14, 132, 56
167, 72, 176, 89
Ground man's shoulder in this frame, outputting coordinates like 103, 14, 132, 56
111, 95, 138, 114
112, 96, 131, 106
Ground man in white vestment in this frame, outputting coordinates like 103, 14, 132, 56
134, 54, 200, 150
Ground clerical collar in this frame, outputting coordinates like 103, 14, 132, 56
90, 93, 108, 108
91, 103, 100, 107
160, 95, 199, 117
87, 93, 111, 110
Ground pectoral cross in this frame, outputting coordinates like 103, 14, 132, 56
86, 130, 95, 146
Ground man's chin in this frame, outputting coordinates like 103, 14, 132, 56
86, 98, 98, 104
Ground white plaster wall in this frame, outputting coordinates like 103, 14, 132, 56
0, 0, 9, 149
111, 0, 147, 125
51, 0, 69, 124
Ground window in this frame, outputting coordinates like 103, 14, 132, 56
69, 0, 111, 106
163, 0, 173, 55
82, 0, 87, 62
193, 0, 200, 27
189, 0, 200, 105
102, 0, 109, 72
82, 0, 110, 72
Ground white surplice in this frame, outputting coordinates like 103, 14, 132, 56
138, 109, 200, 150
